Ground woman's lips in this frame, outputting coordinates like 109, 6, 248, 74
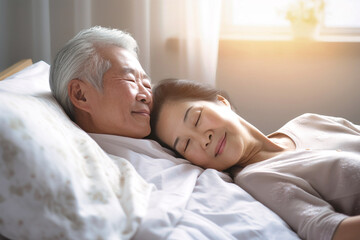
215, 133, 226, 157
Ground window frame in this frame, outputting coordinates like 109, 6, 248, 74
220, 0, 360, 41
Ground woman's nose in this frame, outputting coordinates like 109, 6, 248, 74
200, 130, 213, 149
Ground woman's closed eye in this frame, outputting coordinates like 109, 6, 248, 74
184, 139, 190, 152
184, 108, 203, 153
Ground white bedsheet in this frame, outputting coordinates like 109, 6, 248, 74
0, 61, 300, 239
89, 133, 301, 240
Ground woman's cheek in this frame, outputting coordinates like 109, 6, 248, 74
188, 152, 209, 168
186, 150, 200, 164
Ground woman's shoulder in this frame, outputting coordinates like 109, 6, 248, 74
291, 113, 330, 123
289, 113, 359, 131
279, 113, 351, 131
278, 113, 360, 150
291, 113, 358, 125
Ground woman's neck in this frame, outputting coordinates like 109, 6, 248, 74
237, 127, 295, 168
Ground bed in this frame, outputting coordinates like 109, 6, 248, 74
0, 61, 301, 240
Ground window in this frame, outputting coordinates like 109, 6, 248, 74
221, 0, 360, 40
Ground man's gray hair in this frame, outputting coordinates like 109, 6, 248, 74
49, 26, 138, 119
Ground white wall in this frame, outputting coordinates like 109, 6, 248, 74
0, 1, 33, 70
216, 40, 360, 134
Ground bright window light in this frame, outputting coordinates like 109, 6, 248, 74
231, 0, 289, 27
323, 0, 360, 28
221, 0, 360, 39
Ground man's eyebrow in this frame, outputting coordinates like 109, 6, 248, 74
121, 67, 133, 74
173, 106, 193, 150
122, 67, 150, 79
142, 74, 151, 81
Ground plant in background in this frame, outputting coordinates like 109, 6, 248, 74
284, 0, 325, 39
286, 0, 325, 25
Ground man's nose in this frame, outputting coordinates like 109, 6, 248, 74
136, 85, 152, 104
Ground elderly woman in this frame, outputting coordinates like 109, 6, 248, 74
150, 78, 360, 240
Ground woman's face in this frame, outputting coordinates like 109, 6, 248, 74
155, 97, 248, 171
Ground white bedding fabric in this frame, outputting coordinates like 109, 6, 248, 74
0, 61, 300, 239
0, 62, 152, 240
89, 133, 301, 240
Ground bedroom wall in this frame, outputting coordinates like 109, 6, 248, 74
0, 1, 34, 70
215, 40, 360, 134
0, 1, 147, 72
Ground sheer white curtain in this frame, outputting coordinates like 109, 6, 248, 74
178, 0, 222, 85
0, 0, 52, 69
0, 0, 93, 70
147, 0, 222, 85
0, 0, 222, 85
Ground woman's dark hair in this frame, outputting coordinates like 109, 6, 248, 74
149, 78, 230, 145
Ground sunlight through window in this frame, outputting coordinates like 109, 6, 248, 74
231, 0, 289, 27
324, 0, 360, 28
221, 0, 360, 40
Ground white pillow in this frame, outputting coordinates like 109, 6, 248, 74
0, 62, 153, 240
0, 61, 50, 95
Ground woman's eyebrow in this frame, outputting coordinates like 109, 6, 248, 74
184, 106, 193, 122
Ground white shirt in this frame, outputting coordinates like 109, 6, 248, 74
234, 113, 360, 240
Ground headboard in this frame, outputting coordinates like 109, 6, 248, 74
0, 59, 33, 81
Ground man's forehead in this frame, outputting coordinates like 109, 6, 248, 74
99, 46, 149, 78
99, 45, 136, 61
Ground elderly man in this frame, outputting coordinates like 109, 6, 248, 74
50, 26, 152, 138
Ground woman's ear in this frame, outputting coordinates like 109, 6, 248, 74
216, 95, 231, 108
68, 79, 92, 113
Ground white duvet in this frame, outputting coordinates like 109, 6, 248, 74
89, 134, 300, 240
0, 61, 300, 239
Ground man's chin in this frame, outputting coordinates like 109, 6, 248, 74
125, 126, 151, 139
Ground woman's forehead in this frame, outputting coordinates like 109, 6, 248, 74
160, 100, 188, 117
165, 98, 208, 107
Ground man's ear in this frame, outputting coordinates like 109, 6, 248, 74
68, 79, 92, 113
216, 95, 231, 108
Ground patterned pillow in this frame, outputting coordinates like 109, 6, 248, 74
0, 62, 152, 240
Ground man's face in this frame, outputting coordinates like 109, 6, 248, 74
86, 46, 152, 138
